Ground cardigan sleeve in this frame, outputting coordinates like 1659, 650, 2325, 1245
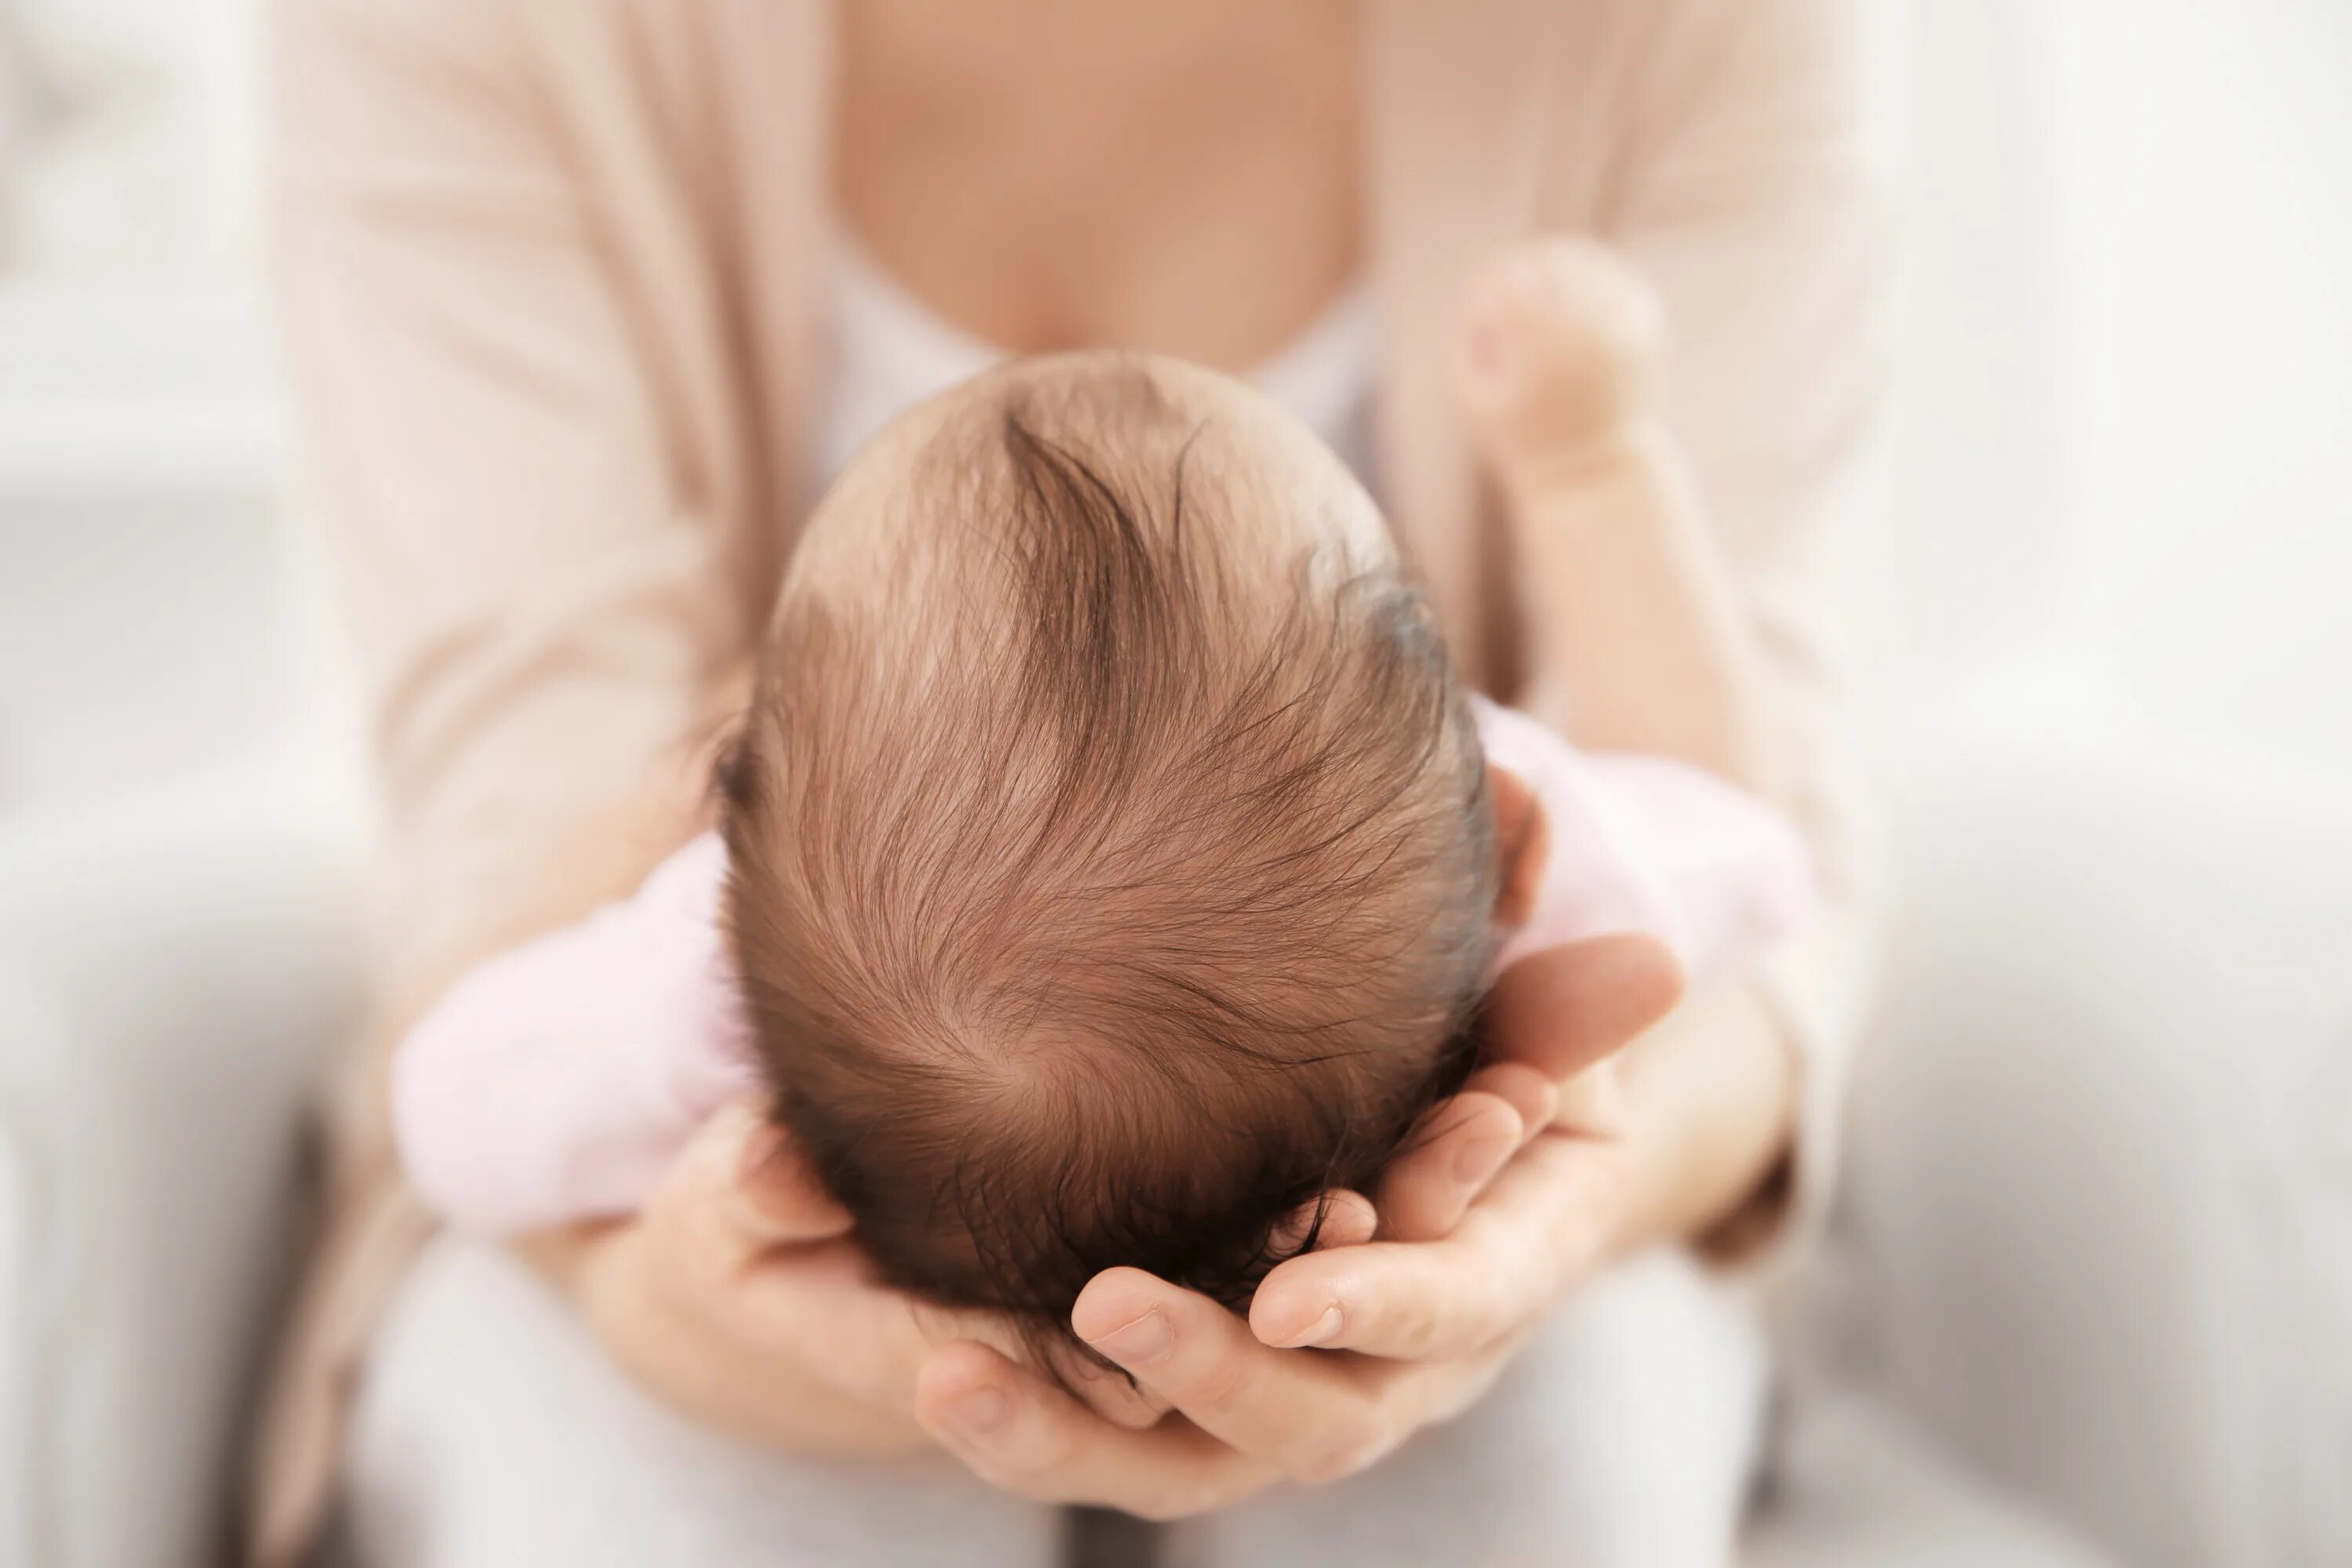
273, 0, 752, 1009
1595, 0, 1892, 1263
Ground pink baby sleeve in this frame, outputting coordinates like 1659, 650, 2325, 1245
390, 832, 762, 1234
394, 710, 1813, 1236
1470, 696, 1816, 989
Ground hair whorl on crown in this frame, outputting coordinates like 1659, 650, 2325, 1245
720, 354, 1498, 1340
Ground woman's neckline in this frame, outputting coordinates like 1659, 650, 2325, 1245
828, 227, 1376, 404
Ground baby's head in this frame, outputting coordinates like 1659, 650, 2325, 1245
720, 354, 1496, 1335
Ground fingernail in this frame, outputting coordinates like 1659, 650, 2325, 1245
1454, 1134, 1515, 1186
942, 1386, 1011, 1436
1273, 1305, 1343, 1349
1085, 1308, 1174, 1368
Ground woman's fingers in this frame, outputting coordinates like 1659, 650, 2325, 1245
1370, 1088, 1523, 1243
915, 1341, 1272, 1519
1373, 1065, 1559, 1243
1072, 1270, 1407, 1486
1484, 932, 1683, 1079
1269, 1189, 1378, 1256
1465, 1062, 1563, 1140
1316, 1189, 1380, 1248
634, 1102, 796, 1302
898, 1299, 1171, 1431
727, 1241, 937, 1399
654, 1099, 853, 1254
1045, 1338, 1177, 1431
1250, 1130, 1626, 1361
728, 1116, 858, 1243
1552, 1059, 1628, 1139
1071, 1369, 1175, 1432
1250, 1231, 1523, 1363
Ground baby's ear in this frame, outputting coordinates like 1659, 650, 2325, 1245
694, 660, 762, 829
1486, 761, 1548, 927
707, 725, 754, 826
726, 1111, 855, 1244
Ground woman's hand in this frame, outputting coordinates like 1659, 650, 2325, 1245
909, 933, 1688, 1519
521, 1100, 1168, 1457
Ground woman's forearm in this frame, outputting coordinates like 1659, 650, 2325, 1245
1507, 431, 1783, 800
1600, 979, 1799, 1260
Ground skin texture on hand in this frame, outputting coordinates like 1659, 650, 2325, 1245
902, 931, 1684, 1517
504, 701, 1800, 1508
521, 1102, 931, 1457
521, 1100, 1174, 1453
909, 935, 1798, 1519
515, 822, 1795, 1513
906, 701, 1805, 1513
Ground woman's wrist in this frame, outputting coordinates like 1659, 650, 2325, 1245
1594, 979, 1800, 1264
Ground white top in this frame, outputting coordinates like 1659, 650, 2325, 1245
810, 234, 1381, 502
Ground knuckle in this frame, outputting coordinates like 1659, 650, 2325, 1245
1454, 1223, 1526, 1333
1380, 1298, 1445, 1359
1183, 1346, 1255, 1413
1377, 1193, 1438, 1246
1451, 1290, 1509, 1357
1018, 1420, 1077, 1483
963, 1411, 1062, 1491
1288, 1417, 1388, 1486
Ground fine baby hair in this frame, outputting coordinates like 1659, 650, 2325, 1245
718, 354, 1500, 1339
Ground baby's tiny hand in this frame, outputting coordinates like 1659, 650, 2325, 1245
1454, 238, 1667, 488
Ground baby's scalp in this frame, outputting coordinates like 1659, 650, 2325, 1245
782, 352, 1398, 612
722, 351, 1498, 1343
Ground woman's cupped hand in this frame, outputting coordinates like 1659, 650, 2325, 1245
532, 927, 1677, 1513
521, 1098, 1177, 1459
910, 929, 1684, 1518
528, 819, 1686, 1514
528, 926, 1679, 1512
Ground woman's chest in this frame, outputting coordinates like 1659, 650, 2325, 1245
832, 0, 1363, 372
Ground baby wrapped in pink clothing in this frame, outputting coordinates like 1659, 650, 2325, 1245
394, 248, 1814, 1347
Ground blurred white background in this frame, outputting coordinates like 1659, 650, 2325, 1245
0, 3, 2347, 1566
0, 0, 291, 819
1868, 1, 2352, 784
